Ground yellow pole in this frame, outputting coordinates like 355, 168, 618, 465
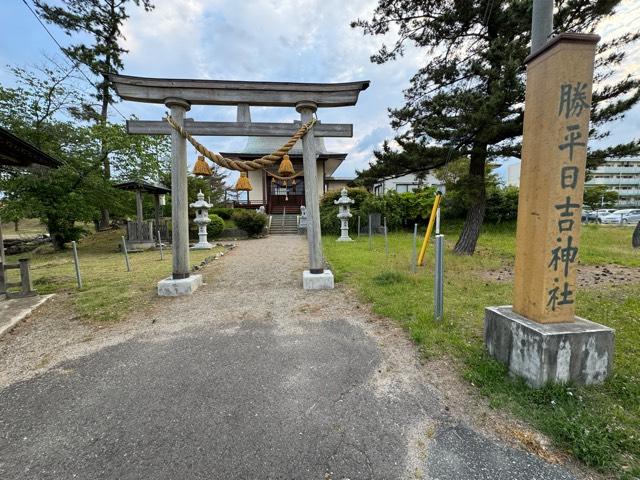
417, 193, 442, 266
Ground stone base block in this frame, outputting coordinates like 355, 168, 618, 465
157, 274, 203, 297
303, 270, 334, 290
336, 237, 353, 242
191, 242, 213, 250
485, 306, 614, 388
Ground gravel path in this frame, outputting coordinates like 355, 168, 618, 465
0, 235, 587, 479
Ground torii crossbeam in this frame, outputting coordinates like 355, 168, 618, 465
110, 74, 369, 295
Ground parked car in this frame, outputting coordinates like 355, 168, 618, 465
600, 209, 640, 224
581, 208, 596, 223
594, 209, 617, 223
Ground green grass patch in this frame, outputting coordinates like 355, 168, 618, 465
324, 223, 640, 477
5, 229, 222, 322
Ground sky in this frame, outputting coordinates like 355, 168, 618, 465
1, 0, 639, 185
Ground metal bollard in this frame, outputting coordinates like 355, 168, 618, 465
384, 216, 388, 257
71, 241, 83, 289
157, 230, 164, 261
434, 234, 444, 321
357, 215, 361, 238
411, 223, 418, 273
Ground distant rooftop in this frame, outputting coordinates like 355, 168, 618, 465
222, 136, 346, 160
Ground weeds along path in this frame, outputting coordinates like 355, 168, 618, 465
0, 236, 585, 479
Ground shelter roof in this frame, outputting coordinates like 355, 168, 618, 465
114, 180, 170, 195
0, 127, 61, 168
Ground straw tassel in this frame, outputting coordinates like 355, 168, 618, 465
192, 155, 212, 176
278, 154, 295, 177
235, 172, 253, 191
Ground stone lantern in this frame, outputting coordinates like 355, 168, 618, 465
334, 187, 354, 242
190, 190, 213, 250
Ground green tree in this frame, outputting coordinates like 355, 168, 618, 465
35, 0, 155, 228
0, 63, 168, 247
583, 185, 619, 208
353, 1, 640, 254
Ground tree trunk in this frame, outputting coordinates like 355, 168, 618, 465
633, 221, 640, 248
14, 220, 19, 232
98, 72, 111, 230
453, 147, 487, 255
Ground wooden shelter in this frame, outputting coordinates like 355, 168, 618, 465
114, 180, 170, 250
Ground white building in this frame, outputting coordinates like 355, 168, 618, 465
506, 163, 521, 187
586, 157, 640, 207
371, 173, 444, 196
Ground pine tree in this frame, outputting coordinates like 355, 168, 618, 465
353, 0, 640, 254
34, 0, 154, 229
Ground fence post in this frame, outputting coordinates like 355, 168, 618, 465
368, 214, 372, 250
18, 259, 34, 295
384, 216, 389, 257
357, 215, 361, 238
0, 261, 5, 295
411, 223, 418, 273
157, 230, 164, 261
434, 234, 444, 321
71, 241, 83, 289
0, 215, 5, 266
121, 236, 131, 272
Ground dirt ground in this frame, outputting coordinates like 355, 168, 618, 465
480, 263, 640, 288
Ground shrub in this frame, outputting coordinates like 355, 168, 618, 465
232, 210, 267, 237
211, 207, 233, 220
207, 214, 225, 238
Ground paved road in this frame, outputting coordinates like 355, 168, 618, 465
0, 236, 577, 479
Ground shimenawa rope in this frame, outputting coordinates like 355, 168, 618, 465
165, 114, 316, 172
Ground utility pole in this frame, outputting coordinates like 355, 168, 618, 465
531, 0, 554, 53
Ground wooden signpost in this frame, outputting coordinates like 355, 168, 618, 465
513, 33, 600, 324
484, 33, 615, 388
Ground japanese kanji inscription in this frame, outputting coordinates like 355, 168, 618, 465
513, 34, 600, 324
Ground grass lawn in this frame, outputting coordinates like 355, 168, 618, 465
4, 229, 222, 322
324, 223, 640, 478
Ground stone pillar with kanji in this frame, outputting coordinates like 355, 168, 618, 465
484, 33, 614, 388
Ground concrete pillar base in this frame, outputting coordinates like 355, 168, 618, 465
484, 306, 614, 388
302, 269, 334, 290
158, 274, 203, 297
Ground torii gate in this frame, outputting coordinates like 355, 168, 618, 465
109, 74, 369, 295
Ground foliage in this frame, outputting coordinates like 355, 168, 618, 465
35, 0, 156, 228
211, 207, 233, 220
484, 185, 519, 223
324, 224, 640, 476
232, 210, 267, 237
583, 185, 619, 208
207, 214, 225, 238
34, 0, 154, 121
0, 63, 168, 248
353, 1, 640, 255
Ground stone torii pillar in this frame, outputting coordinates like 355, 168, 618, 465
156, 97, 203, 296
297, 101, 331, 287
